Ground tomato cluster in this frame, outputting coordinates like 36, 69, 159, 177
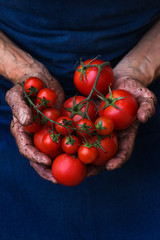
23, 57, 138, 187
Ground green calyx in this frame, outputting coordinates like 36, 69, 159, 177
95, 118, 106, 132
64, 96, 86, 118
76, 55, 110, 82
77, 122, 92, 132
28, 86, 38, 95
83, 141, 94, 149
49, 130, 60, 143
38, 97, 50, 107
65, 135, 76, 146
62, 119, 73, 127
98, 87, 125, 111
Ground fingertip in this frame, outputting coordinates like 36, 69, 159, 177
34, 152, 53, 166
51, 178, 58, 184
137, 108, 149, 123
106, 158, 122, 170
17, 104, 33, 126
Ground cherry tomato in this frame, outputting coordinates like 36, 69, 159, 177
34, 127, 59, 158
41, 108, 61, 127
61, 96, 97, 123
51, 147, 64, 160
99, 89, 138, 130
23, 117, 41, 133
24, 77, 44, 96
92, 132, 118, 166
52, 154, 87, 186
75, 118, 95, 138
61, 135, 80, 155
55, 116, 74, 135
42, 131, 61, 152
37, 88, 57, 107
74, 59, 114, 98
94, 116, 114, 136
78, 144, 98, 164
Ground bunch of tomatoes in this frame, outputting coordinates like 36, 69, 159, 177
22, 57, 138, 187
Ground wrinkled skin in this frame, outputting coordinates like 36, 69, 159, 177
6, 68, 65, 183
89, 74, 157, 173
105, 74, 157, 170
3, 17, 160, 182
5, 68, 157, 182
4, 60, 106, 181
5, 73, 157, 182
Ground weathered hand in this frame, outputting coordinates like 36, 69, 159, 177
105, 76, 157, 170
11, 116, 57, 183
5, 67, 65, 183
5, 67, 65, 125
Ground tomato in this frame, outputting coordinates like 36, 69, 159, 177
61, 135, 80, 155
74, 59, 114, 98
52, 154, 87, 186
75, 118, 95, 138
37, 88, 57, 107
42, 131, 61, 152
51, 147, 64, 160
92, 132, 118, 166
41, 108, 61, 127
94, 116, 114, 136
99, 89, 138, 130
23, 117, 41, 133
34, 127, 59, 158
55, 116, 74, 135
78, 144, 98, 164
61, 96, 97, 123
24, 77, 44, 96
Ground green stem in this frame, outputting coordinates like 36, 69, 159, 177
20, 82, 95, 135
76, 61, 109, 118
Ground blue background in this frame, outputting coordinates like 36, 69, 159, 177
0, 0, 160, 239
0, 75, 160, 240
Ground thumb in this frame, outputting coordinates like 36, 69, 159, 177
137, 88, 157, 123
5, 84, 33, 126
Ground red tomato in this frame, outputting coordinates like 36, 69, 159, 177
74, 59, 114, 98
92, 132, 118, 166
94, 116, 114, 136
42, 131, 61, 152
37, 88, 57, 107
78, 145, 98, 164
61, 96, 97, 123
34, 127, 59, 158
55, 116, 74, 135
99, 89, 138, 130
24, 77, 44, 96
41, 108, 61, 127
23, 117, 41, 133
51, 147, 64, 159
52, 154, 87, 186
75, 118, 95, 138
61, 135, 80, 155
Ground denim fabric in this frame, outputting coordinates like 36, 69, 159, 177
0, 1, 160, 239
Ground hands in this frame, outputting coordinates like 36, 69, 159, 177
4, 69, 157, 181
5, 66, 65, 183
103, 18, 160, 171
105, 74, 157, 170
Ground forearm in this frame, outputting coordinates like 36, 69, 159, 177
114, 19, 160, 87
0, 31, 48, 84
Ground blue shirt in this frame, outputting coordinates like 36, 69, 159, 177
0, 0, 160, 89
0, 1, 160, 240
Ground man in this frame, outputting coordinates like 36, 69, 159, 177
0, 1, 160, 239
